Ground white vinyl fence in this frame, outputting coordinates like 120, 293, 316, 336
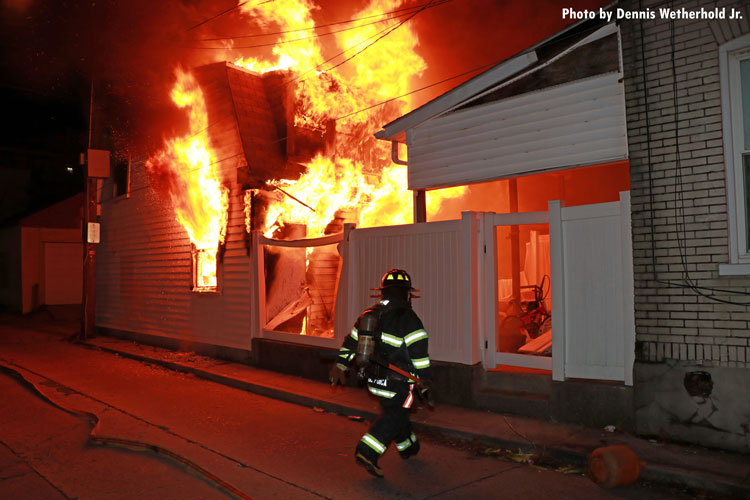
549, 192, 635, 384
250, 193, 635, 384
335, 216, 480, 366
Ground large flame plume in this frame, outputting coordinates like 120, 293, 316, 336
146, 68, 229, 289
233, 0, 465, 237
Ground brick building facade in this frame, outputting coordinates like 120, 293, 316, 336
620, 0, 750, 451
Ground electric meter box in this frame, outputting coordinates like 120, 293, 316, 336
87, 149, 110, 178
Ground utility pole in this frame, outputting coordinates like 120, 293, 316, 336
81, 78, 109, 340
82, 163, 98, 339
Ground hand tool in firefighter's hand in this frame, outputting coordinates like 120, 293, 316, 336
370, 357, 435, 409
369, 352, 427, 388
382, 361, 424, 386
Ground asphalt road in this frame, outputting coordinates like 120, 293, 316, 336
0, 319, 707, 500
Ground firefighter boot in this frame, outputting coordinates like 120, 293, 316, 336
355, 438, 384, 478
355, 452, 384, 478
397, 433, 420, 460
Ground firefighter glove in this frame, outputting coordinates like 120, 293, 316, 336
329, 363, 347, 386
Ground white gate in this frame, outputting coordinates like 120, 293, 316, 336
550, 192, 635, 385
481, 192, 635, 384
480, 210, 552, 371
337, 216, 480, 365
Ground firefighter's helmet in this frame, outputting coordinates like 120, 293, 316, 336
379, 269, 414, 290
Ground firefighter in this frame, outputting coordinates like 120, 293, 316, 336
329, 268, 433, 478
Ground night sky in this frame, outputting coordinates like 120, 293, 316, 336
0, 0, 608, 222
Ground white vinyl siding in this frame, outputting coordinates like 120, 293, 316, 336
96, 160, 252, 350
407, 72, 628, 190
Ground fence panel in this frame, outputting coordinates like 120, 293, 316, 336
343, 219, 473, 364
552, 192, 634, 384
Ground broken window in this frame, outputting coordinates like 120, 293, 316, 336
192, 246, 220, 292
262, 238, 341, 338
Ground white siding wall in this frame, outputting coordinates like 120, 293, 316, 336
344, 219, 476, 365
407, 72, 628, 190
96, 159, 252, 350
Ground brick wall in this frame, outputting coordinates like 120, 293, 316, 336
620, 0, 750, 367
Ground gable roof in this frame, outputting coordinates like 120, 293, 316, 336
20, 192, 83, 229
375, 14, 617, 143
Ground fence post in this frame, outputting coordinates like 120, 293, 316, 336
620, 191, 635, 386
249, 230, 265, 342
548, 200, 565, 382
461, 212, 481, 366
334, 224, 354, 343
480, 212, 498, 368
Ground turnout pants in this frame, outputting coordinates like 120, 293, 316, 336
356, 381, 419, 464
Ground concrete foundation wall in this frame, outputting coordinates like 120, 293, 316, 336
550, 380, 634, 432
635, 360, 749, 452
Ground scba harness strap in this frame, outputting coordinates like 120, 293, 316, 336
356, 302, 415, 384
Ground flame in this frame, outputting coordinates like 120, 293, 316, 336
146, 68, 229, 289
233, 0, 465, 237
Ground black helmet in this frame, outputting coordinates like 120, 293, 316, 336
379, 269, 414, 290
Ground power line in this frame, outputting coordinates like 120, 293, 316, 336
187, 0, 275, 32
166, 19, 411, 150
333, 61, 498, 121
182, 1, 448, 138
281, 0, 437, 92
188, 10, 419, 50
192, 0, 449, 42
324, 10, 424, 73
276, 19, 401, 90
640, 10, 750, 307
108, 59, 503, 200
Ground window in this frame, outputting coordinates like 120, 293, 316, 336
720, 35, 750, 271
192, 246, 220, 292
112, 153, 131, 198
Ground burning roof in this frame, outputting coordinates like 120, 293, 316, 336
145, 0, 473, 266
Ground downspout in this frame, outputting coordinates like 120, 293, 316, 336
391, 140, 408, 166
391, 140, 427, 223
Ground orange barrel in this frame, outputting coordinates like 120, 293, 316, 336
587, 445, 643, 488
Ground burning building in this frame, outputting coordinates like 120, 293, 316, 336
95, 0, 454, 365
95, 1, 643, 430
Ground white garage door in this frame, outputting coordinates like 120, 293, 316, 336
44, 242, 83, 305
